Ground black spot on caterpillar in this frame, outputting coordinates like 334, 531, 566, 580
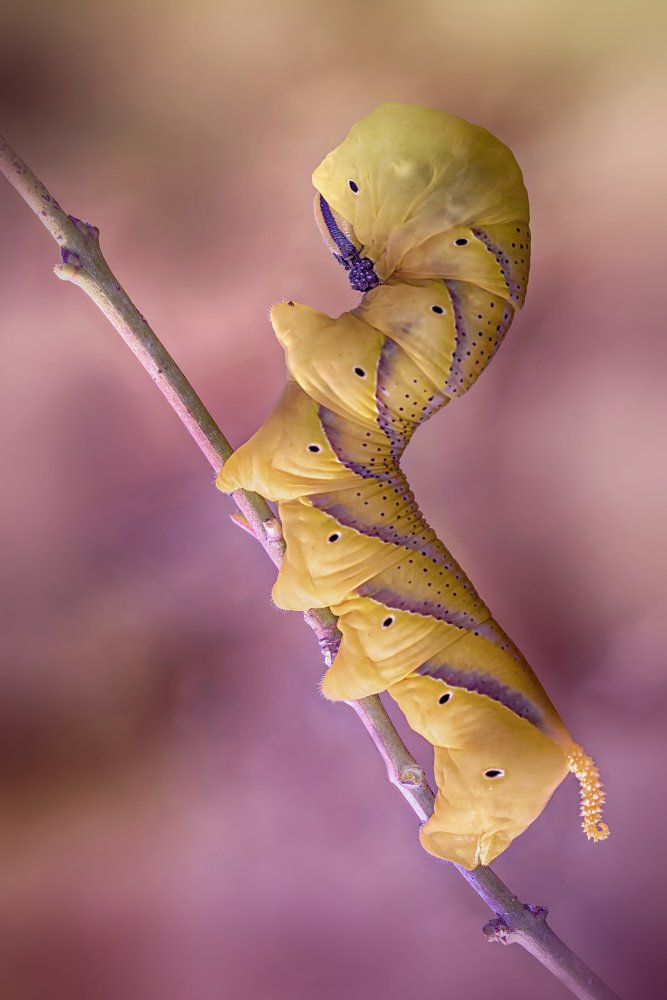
218, 103, 608, 869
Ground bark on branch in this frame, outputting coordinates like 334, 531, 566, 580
0, 131, 621, 1000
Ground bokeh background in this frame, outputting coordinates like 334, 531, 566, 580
1, 2, 665, 998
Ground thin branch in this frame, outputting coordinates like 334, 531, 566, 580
0, 132, 622, 1000
347, 696, 435, 820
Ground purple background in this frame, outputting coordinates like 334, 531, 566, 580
1, 3, 665, 998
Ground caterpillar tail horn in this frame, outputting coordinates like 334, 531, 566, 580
567, 743, 610, 842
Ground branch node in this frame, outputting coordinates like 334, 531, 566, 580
483, 917, 512, 945
303, 610, 341, 665
54, 261, 81, 281
61, 247, 81, 265
262, 517, 283, 542
54, 247, 84, 281
399, 764, 425, 787
524, 903, 549, 922
69, 214, 100, 240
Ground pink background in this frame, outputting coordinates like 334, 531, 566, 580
1, 3, 665, 998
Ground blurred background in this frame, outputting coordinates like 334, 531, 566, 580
0, 1, 665, 997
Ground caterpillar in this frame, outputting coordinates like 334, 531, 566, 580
217, 103, 609, 870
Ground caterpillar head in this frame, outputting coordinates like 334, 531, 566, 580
312, 102, 529, 302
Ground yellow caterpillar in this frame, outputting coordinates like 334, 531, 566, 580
218, 103, 609, 869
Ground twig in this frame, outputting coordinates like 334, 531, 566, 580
0, 131, 622, 1000
347, 696, 435, 820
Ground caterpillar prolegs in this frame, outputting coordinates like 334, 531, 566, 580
218, 103, 609, 869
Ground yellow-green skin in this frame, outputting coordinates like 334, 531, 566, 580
218, 104, 606, 869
